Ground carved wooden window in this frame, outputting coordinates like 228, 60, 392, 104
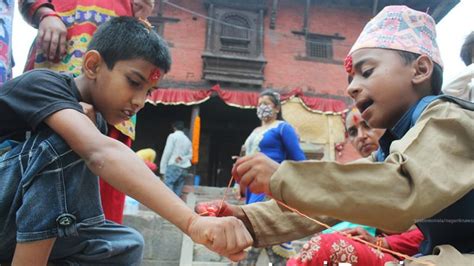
220, 15, 250, 52
220, 14, 251, 53
306, 36, 333, 59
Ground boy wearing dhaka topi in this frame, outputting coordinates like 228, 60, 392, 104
204, 6, 474, 265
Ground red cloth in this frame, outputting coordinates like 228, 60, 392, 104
288, 229, 424, 266
287, 233, 400, 266
148, 85, 347, 113
99, 126, 132, 224
385, 228, 424, 256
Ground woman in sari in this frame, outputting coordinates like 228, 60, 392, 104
238, 89, 306, 266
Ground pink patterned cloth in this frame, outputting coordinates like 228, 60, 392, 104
348, 5, 443, 68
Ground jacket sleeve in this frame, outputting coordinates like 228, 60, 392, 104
19, 0, 55, 28
241, 199, 339, 247
270, 100, 474, 232
245, 100, 474, 245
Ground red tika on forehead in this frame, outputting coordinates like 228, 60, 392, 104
344, 55, 354, 75
352, 112, 361, 125
149, 69, 161, 83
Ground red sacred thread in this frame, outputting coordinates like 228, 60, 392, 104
204, 175, 434, 266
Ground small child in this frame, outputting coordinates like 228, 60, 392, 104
231, 5, 474, 265
0, 17, 251, 265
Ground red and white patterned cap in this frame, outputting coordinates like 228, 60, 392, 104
348, 5, 443, 68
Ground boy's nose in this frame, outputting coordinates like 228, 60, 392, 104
347, 81, 361, 99
131, 94, 146, 111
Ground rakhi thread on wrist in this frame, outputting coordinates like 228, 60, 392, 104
204, 172, 434, 266
40, 12, 62, 23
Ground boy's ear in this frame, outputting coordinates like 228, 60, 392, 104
83, 50, 103, 79
412, 54, 433, 86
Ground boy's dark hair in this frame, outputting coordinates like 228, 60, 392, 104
397, 50, 443, 96
172, 121, 185, 131
88, 16, 171, 73
259, 89, 283, 120
460, 32, 474, 66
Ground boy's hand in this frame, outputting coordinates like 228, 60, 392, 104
79, 102, 97, 125
187, 215, 253, 261
231, 153, 279, 196
195, 200, 235, 217
133, 0, 154, 19
38, 9, 67, 61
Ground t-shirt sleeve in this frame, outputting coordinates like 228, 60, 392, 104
3, 70, 84, 129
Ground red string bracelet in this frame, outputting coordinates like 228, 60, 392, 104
40, 12, 62, 23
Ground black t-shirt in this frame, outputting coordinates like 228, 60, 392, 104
0, 69, 86, 143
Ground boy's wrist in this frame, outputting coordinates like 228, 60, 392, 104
34, 6, 57, 26
185, 213, 199, 236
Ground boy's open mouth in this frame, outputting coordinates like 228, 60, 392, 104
356, 99, 374, 114
122, 110, 135, 118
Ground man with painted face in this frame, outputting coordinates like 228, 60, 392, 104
237, 89, 306, 265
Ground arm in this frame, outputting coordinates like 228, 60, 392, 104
19, 0, 68, 61
195, 199, 339, 248
44, 109, 252, 260
12, 238, 56, 266
385, 228, 424, 256
242, 200, 339, 247
19, 0, 54, 28
235, 100, 474, 242
160, 134, 174, 174
182, 142, 193, 162
280, 122, 306, 161
269, 101, 474, 232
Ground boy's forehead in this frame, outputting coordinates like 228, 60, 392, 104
346, 109, 362, 128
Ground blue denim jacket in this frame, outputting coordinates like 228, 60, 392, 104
0, 115, 108, 257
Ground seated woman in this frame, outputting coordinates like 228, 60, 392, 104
287, 108, 424, 266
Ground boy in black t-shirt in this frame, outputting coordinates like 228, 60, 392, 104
0, 17, 252, 265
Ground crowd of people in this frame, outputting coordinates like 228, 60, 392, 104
0, 2, 473, 265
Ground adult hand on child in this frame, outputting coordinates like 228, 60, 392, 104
186, 215, 253, 261
37, 8, 67, 62
232, 152, 279, 196
133, 0, 155, 19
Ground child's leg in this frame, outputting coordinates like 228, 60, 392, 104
0, 128, 143, 264
12, 238, 56, 266
49, 221, 143, 265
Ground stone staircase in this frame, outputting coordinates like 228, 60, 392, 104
123, 185, 307, 266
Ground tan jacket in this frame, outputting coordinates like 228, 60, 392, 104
242, 99, 474, 248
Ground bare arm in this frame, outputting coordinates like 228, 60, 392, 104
44, 109, 252, 260
12, 238, 56, 266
